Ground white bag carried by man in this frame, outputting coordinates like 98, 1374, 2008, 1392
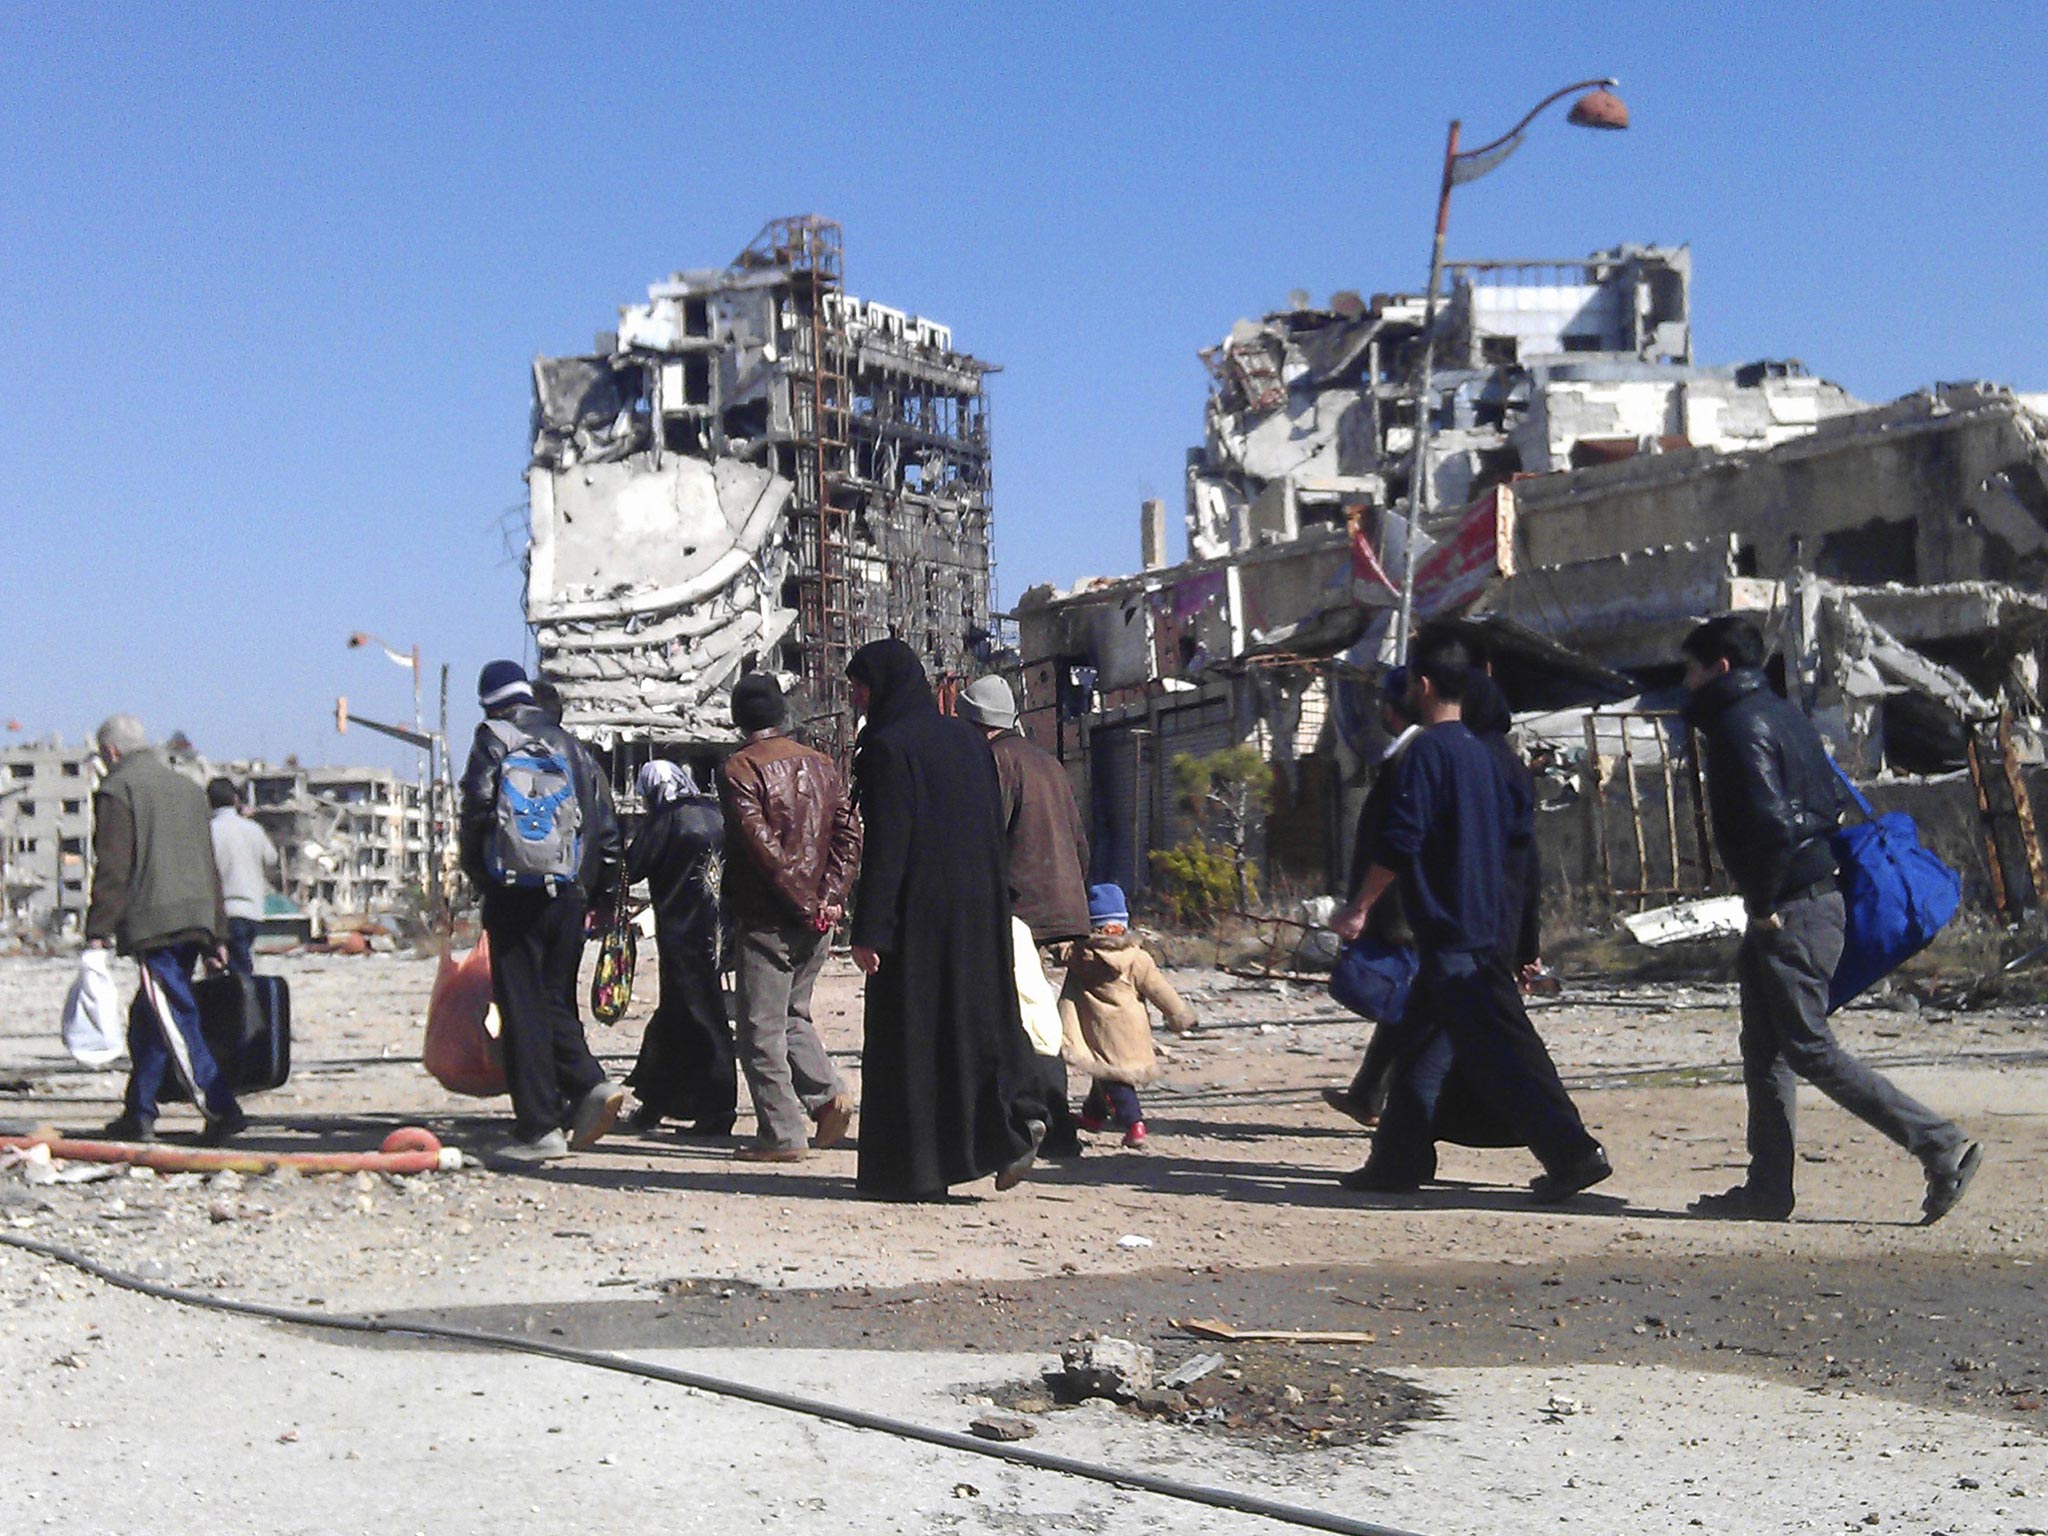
1011, 917, 1064, 1057
62, 949, 125, 1066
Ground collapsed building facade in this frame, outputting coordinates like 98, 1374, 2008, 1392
1019, 246, 2048, 912
526, 217, 997, 768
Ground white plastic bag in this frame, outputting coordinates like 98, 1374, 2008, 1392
61, 949, 124, 1067
1012, 917, 1063, 1057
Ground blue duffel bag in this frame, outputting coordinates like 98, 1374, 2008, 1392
1330, 935, 1420, 1024
1827, 760, 1961, 1012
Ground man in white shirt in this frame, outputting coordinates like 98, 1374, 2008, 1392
207, 778, 278, 976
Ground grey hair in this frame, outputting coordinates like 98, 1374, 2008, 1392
95, 714, 148, 755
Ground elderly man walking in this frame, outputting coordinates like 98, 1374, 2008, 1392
956, 673, 1090, 1156
88, 716, 246, 1144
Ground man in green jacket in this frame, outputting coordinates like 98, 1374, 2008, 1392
85, 714, 246, 1143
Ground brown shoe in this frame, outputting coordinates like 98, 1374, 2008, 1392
811, 1093, 855, 1149
734, 1142, 808, 1163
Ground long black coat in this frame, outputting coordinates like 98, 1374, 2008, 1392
848, 640, 1039, 1197
623, 793, 735, 1125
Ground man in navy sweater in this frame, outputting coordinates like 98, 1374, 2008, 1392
1331, 631, 1609, 1201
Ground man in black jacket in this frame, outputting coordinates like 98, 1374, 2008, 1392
1681, 616, 1979, 1223
459, 661, 624, 1164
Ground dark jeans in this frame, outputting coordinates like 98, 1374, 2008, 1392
733, 922, 843, 1148
1082, 1080, 1143, 1127
225, 917, 259, 977
1738, 888, 1963, 1199
125, 942, 239, 1123
1369, 948, 1598, 1182
484, 889, 606, 1141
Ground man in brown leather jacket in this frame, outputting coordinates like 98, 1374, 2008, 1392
718, 674, 862, 1160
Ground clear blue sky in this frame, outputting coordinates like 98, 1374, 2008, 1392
4, 3, 2041, 770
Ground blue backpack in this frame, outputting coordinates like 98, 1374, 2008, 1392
483, 719, 585, 892
1827, 760, 1960, 1011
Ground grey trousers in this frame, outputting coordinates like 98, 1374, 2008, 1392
734, 921, 846, 1149
1737, 887, 1963, 1199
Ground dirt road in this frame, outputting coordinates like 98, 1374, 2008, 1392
2, 950, 2041, 1533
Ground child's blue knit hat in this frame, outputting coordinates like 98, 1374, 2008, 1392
1088, 883, 1129, 927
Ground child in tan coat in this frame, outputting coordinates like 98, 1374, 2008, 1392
1060, 884, 1196, 1147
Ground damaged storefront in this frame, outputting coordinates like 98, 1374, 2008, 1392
1022, 246, 2048, 920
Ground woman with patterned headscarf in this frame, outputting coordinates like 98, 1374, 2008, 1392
845, 638, 1045, 1199
623, 758, 735, 1135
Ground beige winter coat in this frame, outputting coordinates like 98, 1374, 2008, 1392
1058, 933, 1196, 1085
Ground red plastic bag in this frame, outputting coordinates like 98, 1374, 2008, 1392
423, 933, 506, 1097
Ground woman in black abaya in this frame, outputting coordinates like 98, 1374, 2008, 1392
845, 639, 1042, 1199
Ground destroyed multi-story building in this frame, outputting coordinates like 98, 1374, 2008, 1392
1, 737, 97, 935
525, 216, 997, 770
1019, 246, 2048, 909
240, 763, 428, 918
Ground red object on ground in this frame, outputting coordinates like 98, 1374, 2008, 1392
0, 1126, 454, 1175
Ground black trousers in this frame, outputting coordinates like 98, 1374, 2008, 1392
484, 888, 606, 1141
1369, 948, 1598, 1183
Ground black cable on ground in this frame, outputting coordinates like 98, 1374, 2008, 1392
0, 1229, 1426, 1536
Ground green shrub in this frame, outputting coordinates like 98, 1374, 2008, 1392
1150, 836, 1256, 925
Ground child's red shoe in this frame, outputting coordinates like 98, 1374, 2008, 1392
1077, 1112, 1106, 1134
1122, 1122, 1147, 1149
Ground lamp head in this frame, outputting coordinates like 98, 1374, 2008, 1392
1567, 86, 1629, 130
347, 632, 371, 650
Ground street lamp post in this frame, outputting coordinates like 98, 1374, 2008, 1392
346, 631, 439, 922
1392, 79, 1630, 658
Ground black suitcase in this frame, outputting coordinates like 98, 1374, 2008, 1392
191, 972, 292, 1093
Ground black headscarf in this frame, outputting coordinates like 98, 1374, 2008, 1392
1461, 671, 1513, 739
847, 638, 935, 735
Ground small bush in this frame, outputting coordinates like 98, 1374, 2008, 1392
1151, 836, 1255, 926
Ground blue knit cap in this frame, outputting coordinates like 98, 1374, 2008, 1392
477, 659, 532, 709
1088, 883, 1129, 927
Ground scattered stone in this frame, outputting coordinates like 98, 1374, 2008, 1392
968, 1414, 1036, 1442
1280, 1384, 1305, 1408
1131, 1387, 1191, 1416
1060, 1336, 1154, 1400
208, 1200, 241, 1224
1161, 1352, 1225, 1389
210, 1170, 245, 1193
1011, 1396, 1053, 1415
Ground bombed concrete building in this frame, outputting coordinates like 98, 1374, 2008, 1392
526, 217, 997, 765
1019, 247, 2048, 912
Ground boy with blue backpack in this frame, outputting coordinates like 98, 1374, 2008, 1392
1680, 616, 1980, 1223
459, 660, 624, 1164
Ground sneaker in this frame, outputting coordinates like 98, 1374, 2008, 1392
734, 1142, 808, 1163
995, 1119, 1046, 1191
1320, 1086, 1379, 1129
1687, 1182, 1795, 1221
1530, 1144, 1613, 1204
489, 1128, 570, 1166
1122, 1121, 1148, 1149
1076, 1112, 1106, 1134
101, 1112, 156, 1144
567, 1080, 626, 1150
1921, 1142, 1982, 1226
198, 1104, 250, 1147
811, 1093, 855, 1150
1338, 1162, 1420, 1194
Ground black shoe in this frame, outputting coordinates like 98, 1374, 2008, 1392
1530, 1145, 1613, 1204
1687, 1182, 1794, 1221
198, 1105, 249, 1146
678, 1117, 737, 1140
1921, 1142, 1982, 1226
101, 1113, 156, 1144
624, 1103, 664, 1134
1040, 1129, 1085, 1159
995, 1119, 1046, 1191
1339, 1162, 1420, 1194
